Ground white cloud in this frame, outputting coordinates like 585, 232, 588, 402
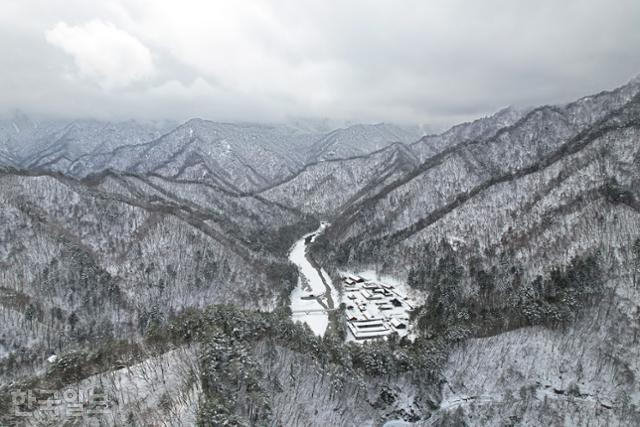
0, 1, 637, 125
45, 20, 154, 89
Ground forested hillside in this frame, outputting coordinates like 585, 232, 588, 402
1, 78, 639, 425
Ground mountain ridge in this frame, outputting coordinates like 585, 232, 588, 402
2, 77, 640, 425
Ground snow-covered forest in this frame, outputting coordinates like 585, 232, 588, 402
1, 77, 640, 425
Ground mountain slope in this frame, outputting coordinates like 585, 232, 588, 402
410, 106, 527, 161
308, 77, 640, 424
308, 123, 422, 161
2, 80, 640, 425
259, 142, 419, 216
328, 78, 640, 257
23, 120, 174, 172
0, 117, 423, 194
0, 167, 316, 386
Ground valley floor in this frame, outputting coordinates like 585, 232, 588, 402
289, 223, 339, 336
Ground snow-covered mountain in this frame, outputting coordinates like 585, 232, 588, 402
0, 112, 68, 161
23, 120, 175, 171
308, 123, 423, 161
61, 119, 317, 191
328, 77, 640, 258
411, 105, 528, 161
0, 114, 174, 172
2, 78, 640, 425
312, 77, 640, 424
0, 116, 423, 193
258, 142, 418, 216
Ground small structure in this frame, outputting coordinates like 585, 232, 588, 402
390, 318, 406, 329
341, 275, 415, 341
348, 319, 391, 340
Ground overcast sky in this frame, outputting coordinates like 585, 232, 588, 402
1, 0, 639, 129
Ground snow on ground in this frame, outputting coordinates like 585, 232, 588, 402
382, 421, 413, 427
289, 235, 327, 297
23, 346, 200, 426
289, 223, 334, 336
346, 269, 428, 306
339, 277, 414, 342
289, 231, 425, 340
290, 310, 329, 337
336, 270, 427, 342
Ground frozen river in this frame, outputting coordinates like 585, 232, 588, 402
289, 223, 338, 336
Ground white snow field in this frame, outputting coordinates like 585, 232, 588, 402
289, 223, 335, 336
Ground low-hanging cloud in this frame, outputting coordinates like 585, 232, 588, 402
1, 0, 640, 128
45, 20, 154, 89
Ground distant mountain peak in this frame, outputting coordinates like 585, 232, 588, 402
627, 73, 640, 86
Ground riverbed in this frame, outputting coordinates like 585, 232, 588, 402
288, 223, 338, 336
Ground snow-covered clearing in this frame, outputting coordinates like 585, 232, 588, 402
289, 223, 336, 336
344, 269, 428, 306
